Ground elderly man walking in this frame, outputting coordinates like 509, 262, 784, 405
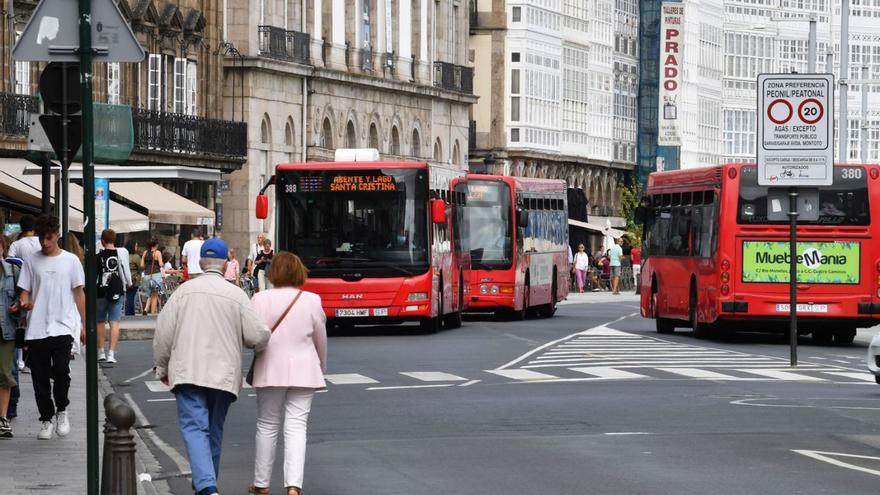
154, 238, 270, 495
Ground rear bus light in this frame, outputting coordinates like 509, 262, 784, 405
500, 286, 514, 294
721, 284, 730, 296
871, 168, 879, 180
727, 168, 737, 180
407, 292, 429, 301
721, 259, 731, 271
721, 272, 730, 283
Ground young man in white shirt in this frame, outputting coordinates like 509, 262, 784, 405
8, 215, 41, 263
181, 227, 205, 279
17, 215, 85, 440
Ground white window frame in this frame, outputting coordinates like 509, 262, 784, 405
148, 54, 163, 111
186, 60, 197, 116
14, 32, 30, 95
107, 62, 121, 104
173, 57, 187, 114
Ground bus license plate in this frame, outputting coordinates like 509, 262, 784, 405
373, 308, 388, 317
775, 304, 828, 313
336, 308, 369, 317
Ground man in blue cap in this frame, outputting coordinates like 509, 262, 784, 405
153, 237, 270, 495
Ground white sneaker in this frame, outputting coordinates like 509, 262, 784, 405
106, 351, 117, 364
97, 349, 106, 361
38, 420, 54, 440
55, 411, 70, 437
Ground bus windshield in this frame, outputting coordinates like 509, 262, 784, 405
466, 180, 512, 269
277, 168, 429, 277
738, 166, 870, 226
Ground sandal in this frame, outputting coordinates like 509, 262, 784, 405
248, 485, 270, 495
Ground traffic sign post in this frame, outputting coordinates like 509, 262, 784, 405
757, 73, 835, 368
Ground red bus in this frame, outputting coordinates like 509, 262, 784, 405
256, 153, 468, 332
639, 163, 877, 344
462, 174, 570, 319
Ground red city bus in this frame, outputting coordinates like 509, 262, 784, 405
639, 163, 878, 344
461, 174, 570, 319
256, 154, 468, 332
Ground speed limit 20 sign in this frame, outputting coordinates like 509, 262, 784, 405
757, 73, 835, 186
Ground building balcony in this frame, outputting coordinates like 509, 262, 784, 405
258, 26, 310, 65
132, 109, 247, 159
0, 93, 39, 136
433, 62, 474, 94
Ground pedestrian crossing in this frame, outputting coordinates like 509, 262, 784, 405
136, 327, 876, 394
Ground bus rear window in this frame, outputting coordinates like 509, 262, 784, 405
738, 166, 870, 226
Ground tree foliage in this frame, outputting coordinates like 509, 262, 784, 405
620, 182, 643, 248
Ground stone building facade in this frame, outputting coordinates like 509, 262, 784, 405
469, 0, 636, 237
221, 0, 476, 258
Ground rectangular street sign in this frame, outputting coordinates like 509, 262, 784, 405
757, 73, 834, 186
12, 0, 145, 63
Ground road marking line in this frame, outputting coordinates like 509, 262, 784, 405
123, 368, 154, 383
145, 380, 172, 393
569, 367, 648, 380
146, 398, 176, 402
366, 384, 455, 391
524, 361, 811, 368
738, 369, 827, 381
459, 380, 481, 387
793, 450, 880, 477
656, 368, 753, 380
486, 369, 559, 381
605, 432, 652, 436
493, 313, 639, 370
324, 373, 379, 385
124, 393, 191, 477
400, 371, 468, 382
822, 371, 876, 382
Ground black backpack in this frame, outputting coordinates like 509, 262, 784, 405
98, 250, 124, 302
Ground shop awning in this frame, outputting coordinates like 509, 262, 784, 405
110, 182, 215, 226
0, 158, 149, 233
568, 218, 626, 239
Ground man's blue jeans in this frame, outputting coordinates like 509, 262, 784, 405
174, 385, 235, 495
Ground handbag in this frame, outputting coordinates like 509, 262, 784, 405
245, 290, 303, 386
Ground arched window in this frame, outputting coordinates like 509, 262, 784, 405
321, 118, 333, 149
452, 140, 461, 167
433, 138, 442, 162
284, 118, 295, 162
345, 120, 357, 148
369, 123, 380, 150
260, 115, 271, 144
410, 128, 421, 157
390, 126, 400, 155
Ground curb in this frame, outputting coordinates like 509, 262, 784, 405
120, 328, 155, 341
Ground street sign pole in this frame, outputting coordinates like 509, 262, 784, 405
78, 0, 99, 494
788, 188, 798, 366
61, 62, 70, 248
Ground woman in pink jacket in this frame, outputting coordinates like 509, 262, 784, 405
248, 252, 327, 495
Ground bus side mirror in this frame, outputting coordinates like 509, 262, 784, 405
431, 199, 447, 224
633, 206, 646, 225
517, 208, 529, 228
255, 194, 269, 220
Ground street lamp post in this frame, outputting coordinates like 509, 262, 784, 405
840, 0, 851, 163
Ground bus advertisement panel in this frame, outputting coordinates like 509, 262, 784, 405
464, 174, 570, 319
268, 161, 467, 332
639, 163, 878, 344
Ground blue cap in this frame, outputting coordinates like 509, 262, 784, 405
200, 237, 228, 260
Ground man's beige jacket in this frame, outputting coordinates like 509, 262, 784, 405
153, 270, 270, 398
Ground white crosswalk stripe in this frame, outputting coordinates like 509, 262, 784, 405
324, 373, 380, 385
401, 372, 468, 382
485, 369, 558, 381
570, 367, 649, 380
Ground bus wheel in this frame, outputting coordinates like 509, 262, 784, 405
833, 328, 856, 345
420, 280, 443, 333
515, 280, 530, 321
653, 288, 674, 334
443, 275, 463, 329
540, 276, 558, 318
689, 284, 710, 339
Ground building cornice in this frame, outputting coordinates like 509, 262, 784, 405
473, 148, 635, 172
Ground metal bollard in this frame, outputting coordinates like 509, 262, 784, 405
100, 393, 138, 495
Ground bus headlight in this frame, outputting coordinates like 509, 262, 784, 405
490, 285, 499, 294
407, 292, 428, 301
480, 285, 489, 294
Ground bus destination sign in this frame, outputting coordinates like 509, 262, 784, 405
757, 73, 834, 187
295, 174, 399, 193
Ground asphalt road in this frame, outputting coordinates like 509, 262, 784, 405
102, 297, 880, 495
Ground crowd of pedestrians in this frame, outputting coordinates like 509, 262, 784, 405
571, 237, 641, 294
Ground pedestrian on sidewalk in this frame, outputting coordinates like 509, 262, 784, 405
181, 227, 205, 280
17, 214, 85, 440
223, 248, 240, 286
141, 240, 164, 315
248, 252, 326, 495
573, 244, 590, 293
125, 241, 142, 316
630, 244, 642, 294
610, 238, 624, 295
9, 215, 39, 375
253, 239, 274, 292
153, 237, 270, 495
0, 235, 20, 438
96, 229, 130, 364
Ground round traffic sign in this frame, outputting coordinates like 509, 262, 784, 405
767, 99, 793, 125
798, 98, 824, 125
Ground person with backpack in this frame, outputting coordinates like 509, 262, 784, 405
0, 235, 20, 438
96, 229, 130, 364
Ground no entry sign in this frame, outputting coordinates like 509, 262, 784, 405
757, 73, 834, 186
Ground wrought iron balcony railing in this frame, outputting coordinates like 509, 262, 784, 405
258, 26, 310, 65
0, 92, 39, 136
132, 109, 247, 158
433, 61, 474, 94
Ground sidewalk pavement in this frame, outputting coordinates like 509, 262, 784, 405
3, 349, 169, 495
560, 289, 640, 305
